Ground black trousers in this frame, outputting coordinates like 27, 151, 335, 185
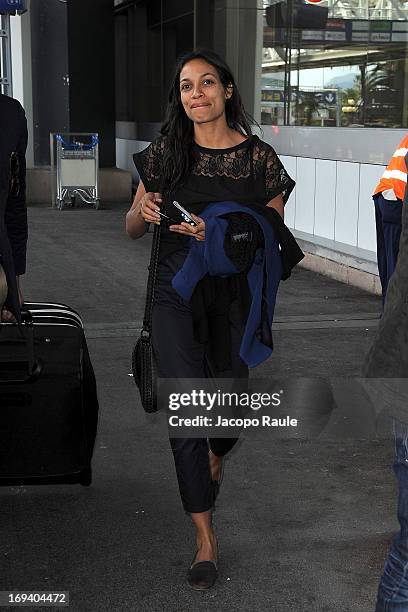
152, 250, 248, 513
374, 193, 403, 303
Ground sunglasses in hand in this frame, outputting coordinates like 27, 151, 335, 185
157, 201, 198, 227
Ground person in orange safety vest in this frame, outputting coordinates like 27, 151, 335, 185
373, 135, 408, 302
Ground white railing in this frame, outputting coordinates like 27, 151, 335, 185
264, 0, 408, 20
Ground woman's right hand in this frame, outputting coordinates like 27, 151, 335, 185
126, 181, 161, 239
140, 192, 162, 225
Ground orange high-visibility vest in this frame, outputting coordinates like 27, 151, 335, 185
373, 134, 408, 201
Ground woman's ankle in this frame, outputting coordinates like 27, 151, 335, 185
195, 532, 218, 561
196, 530, 217, 549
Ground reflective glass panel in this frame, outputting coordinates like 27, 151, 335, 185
262, 0, 408, 127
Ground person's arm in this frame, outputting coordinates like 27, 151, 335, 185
266, 193, 284, 219
125, 180, 162, 239
2, 106, 27, 321
5, 104, 28, 279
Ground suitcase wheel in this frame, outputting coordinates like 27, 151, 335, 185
79, 466, 92, 487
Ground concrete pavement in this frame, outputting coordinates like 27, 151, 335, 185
0, 202, 393, 612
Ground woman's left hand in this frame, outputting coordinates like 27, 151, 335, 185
169, 213, 205, 241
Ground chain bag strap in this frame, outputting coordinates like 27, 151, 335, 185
142, 222, 161, 333
132, 223, 161, 412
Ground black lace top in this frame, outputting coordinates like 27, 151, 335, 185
133, 134, 295, 261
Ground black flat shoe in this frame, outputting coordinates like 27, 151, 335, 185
187, 554, 218, 591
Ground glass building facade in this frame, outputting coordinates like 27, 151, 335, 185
115, 0, 408, 130
262, 0, 408, 129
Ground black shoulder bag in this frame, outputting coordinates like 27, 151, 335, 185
132, 223, 161, 413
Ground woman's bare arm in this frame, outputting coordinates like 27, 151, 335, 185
266, 193, 284, 219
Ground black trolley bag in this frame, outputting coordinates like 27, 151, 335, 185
0, 302, 99, 486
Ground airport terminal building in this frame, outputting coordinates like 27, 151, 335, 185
3, 0, 408, 290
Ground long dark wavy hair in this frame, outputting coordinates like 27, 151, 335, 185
160, 49, 254, 194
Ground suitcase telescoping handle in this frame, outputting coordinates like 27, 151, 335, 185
0, 310, 42, 384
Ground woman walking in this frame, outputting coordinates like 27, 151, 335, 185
126, 49, 295, 590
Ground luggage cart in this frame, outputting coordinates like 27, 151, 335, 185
51, 133, 100, 210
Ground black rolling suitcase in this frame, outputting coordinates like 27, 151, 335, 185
0, 302, 99, 486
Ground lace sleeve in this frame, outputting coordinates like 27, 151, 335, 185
133, 137, 164, 192
264, 146, 295, 204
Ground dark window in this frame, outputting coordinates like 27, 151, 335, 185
115, 0, 194, 124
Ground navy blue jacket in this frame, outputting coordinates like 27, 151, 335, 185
0, 94, 28, 319
172, 201, 282, 368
